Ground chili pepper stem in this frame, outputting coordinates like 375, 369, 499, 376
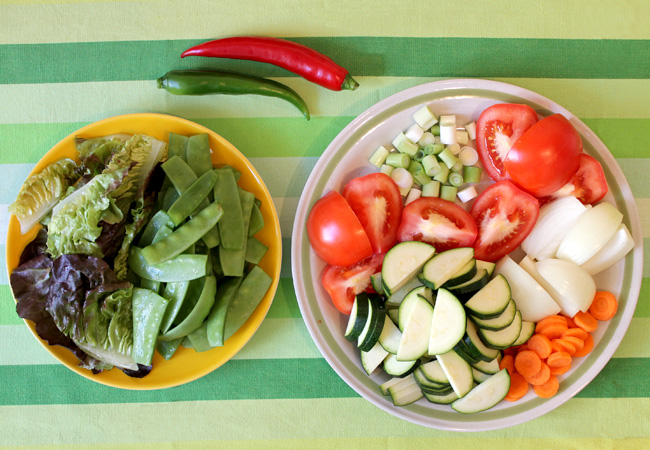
341, 74, 359, 91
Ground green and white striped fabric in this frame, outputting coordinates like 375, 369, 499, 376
1, 0, 649, 447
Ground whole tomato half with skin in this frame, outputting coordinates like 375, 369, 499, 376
566, 153, 608, 205
504, 114, 583, 197
471, 181, 540, 262
476, 103, 539, 182
397, 197, 477, 252
321, 253, 385, 314
307, 191, 373, 266
342, 173, 403, 253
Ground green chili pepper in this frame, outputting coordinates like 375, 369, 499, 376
157, 69, 310, 120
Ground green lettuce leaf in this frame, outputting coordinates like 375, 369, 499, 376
113, 195, 154, 280
9, 158, 81, 234
75, 134, 129, 176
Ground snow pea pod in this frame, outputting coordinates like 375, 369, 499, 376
186, 134, 212, 178
159, 279, 191, 334
141, 202, 224, 265
157, 337, 183, 360
129, 247, 208, 282
245, 237, 268, 264
168, 132, 189, 159
248, 202, 264, 236
132, 288, 170, 365
223, 265, 273, 341
167, 170, 217, 226
139, 224, 173, 293
206, 276, 244, 347
214, 168, 245, 250
220, 188, 255, 276
158, 275, 217, 341
187, 322, 213, 352
138, 210, 174, 247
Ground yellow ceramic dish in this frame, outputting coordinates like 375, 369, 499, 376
5, 113, 282, 390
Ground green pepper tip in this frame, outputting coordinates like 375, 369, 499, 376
156, 77, 165, 89
342, 74, 359, 91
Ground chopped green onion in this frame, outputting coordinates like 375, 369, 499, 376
385, 152, 411, 168
459, 146, 479, 166
438, 147, 460, 169
380, 164, 395, 176
463, 165, 482, 184
391, 168, 414, 196
422, 154, 442, 176
449, 171, 464, 187
433, 163, 449, 184
405, 187, 422, 205
408, 160, 431, 186
447, 143, 461, 156
422, 180, 441, 197
369, 145, 390, 168
452, 161, 464, 173
413, 105, 438, 130
457, 186, 478, 203
465, 121, 477, 140
418, 132, 435, 146
456, 130, 469, 145
439, 115, 457, 145
413, 149, 425, 161
405, 124, 424, 144
430, 125, 441, 136
440, 185, 458, 202
392, 132, 418, 156
423, 143, 445, 156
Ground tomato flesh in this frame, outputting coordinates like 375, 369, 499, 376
342, 173, 403, 253
397, 197, 477, 252
505, 114, 583, 197
476, 103, 539, 182
471, 181, 540, 262
321, 253, 385, 314
567, 153, 608, 204
307, 191, 373, 267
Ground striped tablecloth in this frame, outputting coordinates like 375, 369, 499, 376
1, 1, 649, 447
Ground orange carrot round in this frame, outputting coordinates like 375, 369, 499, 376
527, 334, 553, 359
504, 372, 529, 402
534, 374, 560, 398
564, 315, 576, 328
552, 338, 578, 356
573, 333, 594, 357
547, 351, 572, 368
525, 362, 551, 386
514, 350, 542, 379
538, 322, 569, 340
562, 335, 585, 353
499, 354, 515, 375
549, 363, 571, 375
562, 328, 589, 341
573, 311, 598, 333
589, 291, 618, 321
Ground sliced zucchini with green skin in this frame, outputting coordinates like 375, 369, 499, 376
380, 377, 405, 395
470, 299, 517, 331
478, 310, 523, 350
398, 286, 431, 331
442, 258, 477, 288
344, 294, 369, 341
389, 379, 424, 406
423, 390, 459, 405
387, 307, 399, 326
453, 340, 483, 365
437, 349, 474, 398
382, 241, 436, 296
397, 294, 434, 361
476, 259, 496, 277
472, 356, 502, 375
357, 294, 387, 352
418, 247, 475, 290
472, 367, 491, 383
386, 277, 425, 307
360, 340, 389, 375
464, 274, 512, 319
447, 268, 489, 296
512, 320, 536, 346
463, 319, 501, 362
428, 288, 466, 356
383, 353, 420, 377
370, 272, 384, 296
451, 369, 511, 414
418, 360, 450, 385
378, 315, 402, 354
414, 368, 454, 394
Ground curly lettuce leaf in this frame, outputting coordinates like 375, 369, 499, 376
113, 195, 154, 280
75, 135, 129, 176
8, 158, 81, 234
46, 169, 127, 259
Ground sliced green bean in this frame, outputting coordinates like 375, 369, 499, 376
224, 265, 272, 341
129, 247, 208, 282
187, 322, 213, 352
186, 134, 212, 177
168, 132, 189, 159
214, 168, 245, 250
220, 188, 255, 277
132, 287, 170, 365
206, 276, 244, 347
167, 170, 218, 226
157, 337, 183, 360
159, 280, 191, 334
248, 202, 264, 237
159, 275, 217, 341
245, 237, 268, 264
141, 202, 224, 265
138, 210, 174, 247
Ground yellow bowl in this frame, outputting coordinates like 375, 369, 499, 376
5, 113, 282, 390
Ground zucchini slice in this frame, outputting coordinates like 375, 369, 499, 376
344, 294, 369, 341
357, 294, 386, 352
471, 356, 502, 375
436, 350, 474, 398
443, 258, 477, 288
383, 353, 419, 377
382, 241, 436, 296
463, 318, 501, 362
397, 294, 434, 361
428, 288, 466, 356
418, 360, 450, 385
447, 268, 490, 296
360, 340, 389, 375
377, 314, 402, 354
470, 298, 517, 331
477, 310, 523, 350
512, 319, 536, 346
451, 369, 511, 414
398, 286, 431, 331
423, 390, 459, 405
418, 247, 475, 290
464, 274, 512, 319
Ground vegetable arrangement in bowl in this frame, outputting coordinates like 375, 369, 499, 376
8, 125, 276, 383
304, 100, 634, 414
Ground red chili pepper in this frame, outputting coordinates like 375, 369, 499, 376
181, 36, 359, 92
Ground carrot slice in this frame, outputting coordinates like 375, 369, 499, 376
514, 350, 542, 379
573, 311, 598, 333
527, 334, 553, 359
589, 291, 619, 321
534, 374, 560, 398
525, 362, 551, 386
550, 340, 565, 353
573, 333, 594, 357
562, 328, 589, 341
547, 351, 572, 368
499, 354, 515, 375
552, 338, 577, 356
549, 363, 572, 375
562, 335, 585, 353
564, 315, 576, 328
535, 315, 567, 334
504, 372, 530, 402
538, 323, 569, 340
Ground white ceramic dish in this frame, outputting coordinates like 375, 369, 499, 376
291, 79, 643, 431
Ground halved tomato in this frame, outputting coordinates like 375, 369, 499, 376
397, 197, 477, 252
342, 173, 403, 253
567, 153, 608, 205
471, 181, 540, 261
307, 191, 373, 266
321, 253, 385, 314
476, 103, 539, 182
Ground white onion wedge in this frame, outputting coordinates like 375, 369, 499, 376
495, 256, 560, 322
535, 258, 596, 317
556, 201, 623, 266
581, 223, 635, 275
521, 196, 587, 261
